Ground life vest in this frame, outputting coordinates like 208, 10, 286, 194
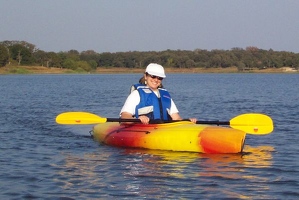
130, 83, 146, 93
132, 84, 172, 120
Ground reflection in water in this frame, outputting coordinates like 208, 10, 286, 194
52, 145, 275, 199
242, 145, 275, 167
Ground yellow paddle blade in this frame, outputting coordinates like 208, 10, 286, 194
230, 113, 274, 135
56, 112, 107, 124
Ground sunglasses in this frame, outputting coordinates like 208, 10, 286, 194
146, 73, 164, 81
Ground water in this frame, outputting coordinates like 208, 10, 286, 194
0, 73, 298, 199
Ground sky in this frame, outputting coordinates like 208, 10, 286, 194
1, 0, 299, 53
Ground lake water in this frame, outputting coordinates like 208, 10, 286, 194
0, 73, 298, 199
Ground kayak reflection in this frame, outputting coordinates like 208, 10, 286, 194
121, 145, 275, 169
51, 145, 274, 199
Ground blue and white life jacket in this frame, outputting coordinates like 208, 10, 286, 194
131, 84, 172, 120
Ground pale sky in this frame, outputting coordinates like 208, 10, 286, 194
1, 0, 299, 53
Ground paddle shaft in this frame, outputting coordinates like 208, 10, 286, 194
106, 118, 230, 125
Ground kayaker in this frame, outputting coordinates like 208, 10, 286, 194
120, 63, 197, 124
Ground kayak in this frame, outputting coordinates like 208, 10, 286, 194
92, 121, 246, 153
55, 112, 273, 153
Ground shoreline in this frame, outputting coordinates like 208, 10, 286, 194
0, 66, 298, 75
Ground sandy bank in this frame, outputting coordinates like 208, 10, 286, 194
0, 66, 297, 74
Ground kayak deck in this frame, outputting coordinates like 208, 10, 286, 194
92, 121, 246, 153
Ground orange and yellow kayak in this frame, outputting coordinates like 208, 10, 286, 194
92, 121, 246, 153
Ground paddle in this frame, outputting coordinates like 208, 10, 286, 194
56, 112, 273, 135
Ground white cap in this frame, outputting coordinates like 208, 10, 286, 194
145, 63, 166, 78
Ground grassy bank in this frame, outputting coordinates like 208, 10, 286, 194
0, 66, 297, 75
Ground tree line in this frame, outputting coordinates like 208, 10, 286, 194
1, 40, 299, 72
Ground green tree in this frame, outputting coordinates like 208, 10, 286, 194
66, 50, 80, 61
46, 52, 63, 68
0, 44, 9, 67
80, 50, 98, 58
293, 54, 299, 69
185, 59, 196, 68
98, 52, 114, 67
62, 58, 77, 70
76, 60, 92, 71
9, 44, 34, 65
88, 60, 98, 69
33, 50, 48, 66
